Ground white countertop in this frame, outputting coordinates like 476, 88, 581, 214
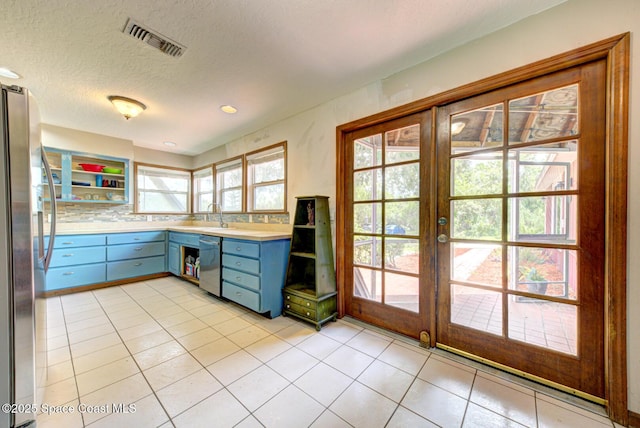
168, 226, 290, 241
51, 222, 291, 241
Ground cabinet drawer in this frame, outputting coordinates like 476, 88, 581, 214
223, 240, 259, 258
222, 254, 260, 275
284, 292, 317, 310
168, 232, 200, 247
48, 234, 106, 248
222, 267, 260, 291
284, 301, 316, 321
106, 256, 166, 281
107, 231, 166, 245
222, 282, 260, 312
107, 241, 165, 261
46, 263, 106, 291
50, 246, 106, 267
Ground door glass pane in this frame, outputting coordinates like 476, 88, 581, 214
508, 196, 577, 244
451, 243, 502, 288
354, 168, 382, 201
452, 153, 503, 196
385, 124, 420, 164
354, 267, 382, 302
384, 238, 418, 274
508, 246, 577, 300
451, 199, 502, 240
385, 272, 418, 313
385, 163, 419, 199
451, 103, 503, 154
451, 284, 502, 336
508, 84, 578, 144
354, 236, 382, 268
385, 201, 418, 236
354, 203, 382, 234
508, 299, 577, 355
354, 134, 382, 169
508, 141, 578, 193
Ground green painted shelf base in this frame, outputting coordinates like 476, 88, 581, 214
283, 285, 337, 331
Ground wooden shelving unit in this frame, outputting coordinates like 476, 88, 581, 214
283, 196, 337, 330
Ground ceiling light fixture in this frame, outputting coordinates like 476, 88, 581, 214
220, 105, 237, 114
108, 95, 147, 120
0, 67, 21, 79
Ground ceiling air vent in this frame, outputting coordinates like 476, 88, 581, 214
123, 18, 186, 58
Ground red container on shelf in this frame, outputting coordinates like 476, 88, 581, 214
79, 163, 104, 172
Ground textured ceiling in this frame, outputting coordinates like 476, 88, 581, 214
1, 0, 564, 155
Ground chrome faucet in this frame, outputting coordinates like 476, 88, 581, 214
210, 202, 227, 228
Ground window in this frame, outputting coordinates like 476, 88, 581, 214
246, 142, 286, 212
135, 163, 191, 213
193, 166, 214, 213
215, 157, 243, 212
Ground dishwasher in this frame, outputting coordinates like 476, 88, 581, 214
198, 236, 221, 296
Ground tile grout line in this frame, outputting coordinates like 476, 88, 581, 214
92, 284, 178, 427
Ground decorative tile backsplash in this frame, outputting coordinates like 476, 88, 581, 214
45, 202, 290, 225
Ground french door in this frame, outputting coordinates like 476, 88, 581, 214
343, 112, 433, 338
435, 61, 606, 398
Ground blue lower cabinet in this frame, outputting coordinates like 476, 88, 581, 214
107, 241, 165, 261
107, 231, 166, 245
45, 234, 106, 292
107, 256, 166, 281
46, 263, 106, 291
221, 238, 290, 318
105, 231, 167, 281
222, 281, 260, 312
168, 242, 180, 276
49, 246, 106, 268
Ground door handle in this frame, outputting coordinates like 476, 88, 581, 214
437, 234, 449, 243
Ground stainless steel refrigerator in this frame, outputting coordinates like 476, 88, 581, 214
1, 83, 56, 428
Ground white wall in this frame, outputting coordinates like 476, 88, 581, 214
41, 124, 192, 169
193, 0, 640, 411
42, 124, 133, 159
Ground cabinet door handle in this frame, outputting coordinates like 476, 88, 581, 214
236, 276, 242, 281
134, 238, 141, 241
63, 271, 74, 276
286, 304, 290, 309
134, 247, 143, 251
134, 262, 143, 266
236, 291, 242, 296
62, 241, 74, 245
306, 302, 310, 307
286, 295, 290, 300
62, 254, 73, 257
236, 247, 241, 251
236, 262, 241, 266
306, 312, 310, 316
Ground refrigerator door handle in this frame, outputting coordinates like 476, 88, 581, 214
41, 149, 56, 273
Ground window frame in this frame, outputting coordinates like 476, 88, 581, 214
246, 141, 287, 213
134, 162, 192, 214
192, 165, 214, 213
214, 155, 245, 213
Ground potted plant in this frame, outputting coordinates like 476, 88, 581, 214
520, 267, 548, 295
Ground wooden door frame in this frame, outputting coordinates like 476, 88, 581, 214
335, 33, 629, 424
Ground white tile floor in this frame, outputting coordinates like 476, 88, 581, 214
38, 276, 619, 428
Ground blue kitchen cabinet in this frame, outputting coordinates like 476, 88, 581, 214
221, 237, 290, 318
167, 232, 201, 281
45, 234, 107, 292
106, 231, 167, 281
168, 242, 180, 276
43, 147, 129, 204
